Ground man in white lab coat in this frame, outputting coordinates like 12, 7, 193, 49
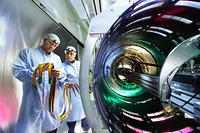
12, 33, 65, 133
63, 46, 90, 133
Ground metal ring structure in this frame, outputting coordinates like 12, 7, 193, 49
80, 0, 200, 132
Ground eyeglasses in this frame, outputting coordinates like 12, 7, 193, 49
53, 40, 59, 44
66, 48, 76, 52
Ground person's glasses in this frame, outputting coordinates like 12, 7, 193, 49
67, 48, 76, 52
67, 48, 73, 51
53, 40, 59, 44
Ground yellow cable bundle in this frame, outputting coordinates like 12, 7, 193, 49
54, 83, 80, 121
32, 64, 80, 121
38, 64, 44, 84
32, 63, 53, 89
55, 85, 72, 121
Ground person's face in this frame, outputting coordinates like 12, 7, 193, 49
66, 51, 76, 62
42, 39, 59, 53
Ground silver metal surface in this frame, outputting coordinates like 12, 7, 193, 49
80, 34, 104, 132
0, 0, 77, 132
159, 34, 200, 101
88, 0, 133, 34
80, 2, 137, 132
159, 34, 200, 116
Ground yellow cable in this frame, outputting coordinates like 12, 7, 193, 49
38, 64, 44, 84
32, 66, 39, 89
58, 88, 72, 121
55, 84, 72, 121
55, 86, 69, 120
32, 64, 75, 121
49, 63, 53, 84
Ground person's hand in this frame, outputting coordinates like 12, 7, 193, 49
65, 83, 75, 89
65, 83, 74, 88
51, 68, 62, 78
34, 63, 49, 77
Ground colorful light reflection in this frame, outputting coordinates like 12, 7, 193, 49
0, 80, 18, 129
163, 127, 194, 133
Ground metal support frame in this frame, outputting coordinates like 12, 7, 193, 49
159, 34, 200, 116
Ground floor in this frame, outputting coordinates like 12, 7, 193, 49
57, 120, 92, 133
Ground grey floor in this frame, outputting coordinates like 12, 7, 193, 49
57, 120, 92, 133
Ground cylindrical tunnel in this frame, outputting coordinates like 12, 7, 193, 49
92, 0, 200, 132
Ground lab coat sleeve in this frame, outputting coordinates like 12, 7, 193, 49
12, 49, 34, 82
57, 71, 67, 87
64, 74, 74, 83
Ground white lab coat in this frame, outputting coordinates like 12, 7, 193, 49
12, 46, 65, 133
62, 60, 86, 122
